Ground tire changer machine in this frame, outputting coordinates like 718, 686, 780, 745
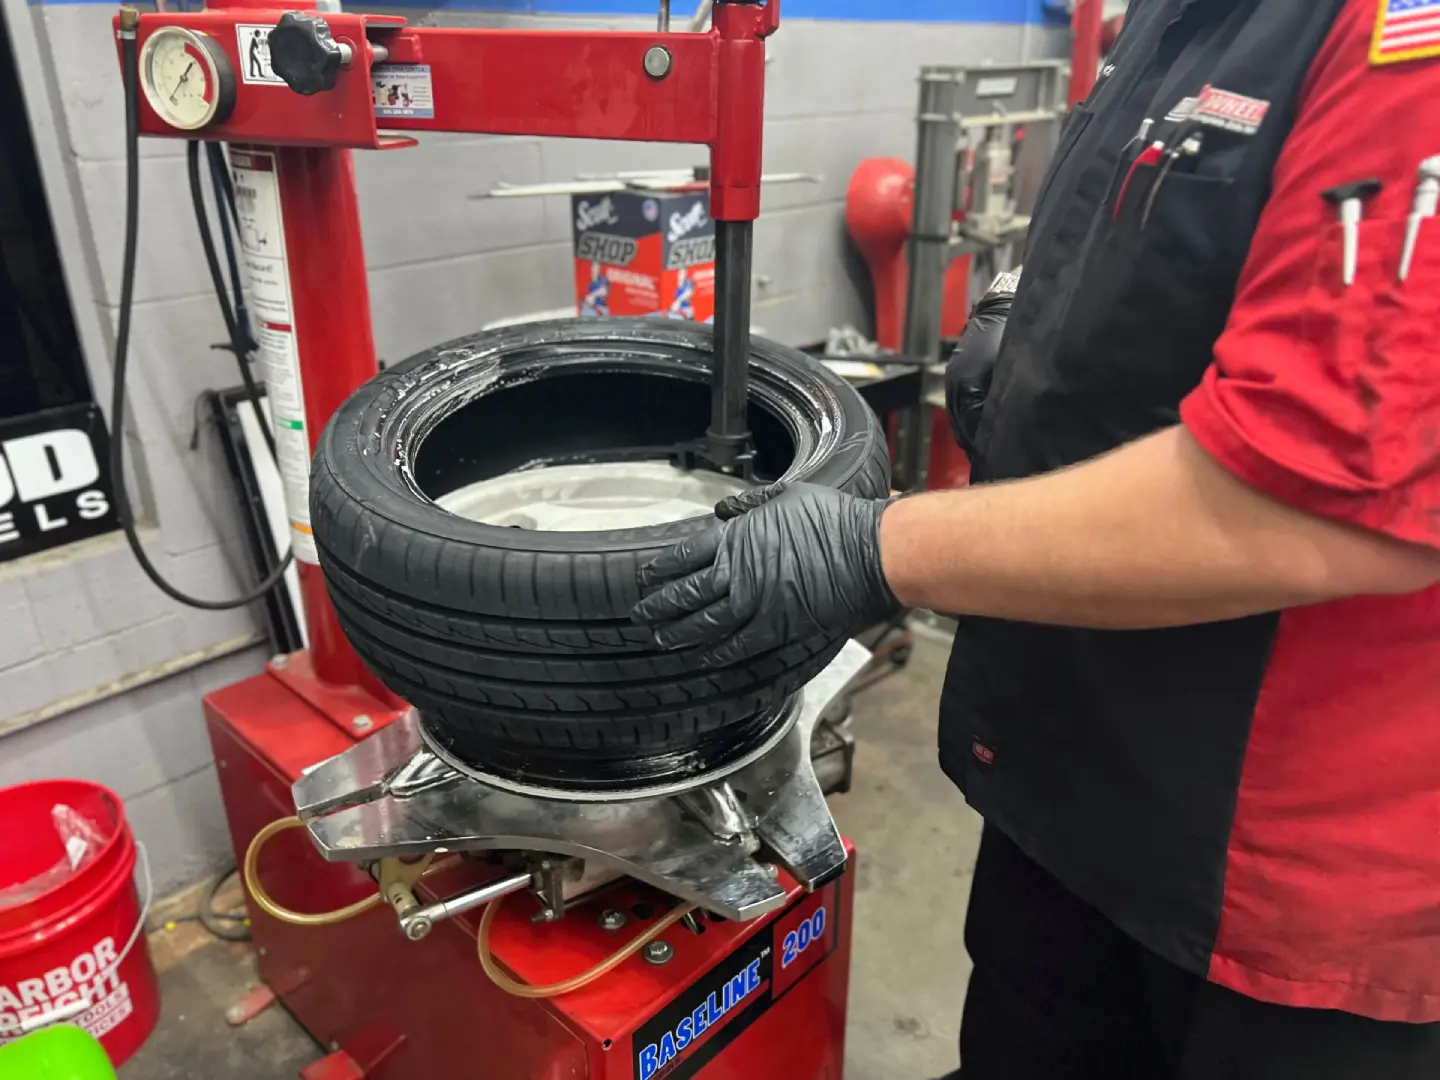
111, 1, 865, 1077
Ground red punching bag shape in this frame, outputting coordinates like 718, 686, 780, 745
845, 157, 971, 352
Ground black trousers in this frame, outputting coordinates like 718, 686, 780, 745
954, 825, 1440, 1079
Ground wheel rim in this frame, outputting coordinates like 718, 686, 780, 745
436, 461, 747, 530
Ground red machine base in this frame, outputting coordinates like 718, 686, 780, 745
206, 669, 855, 1079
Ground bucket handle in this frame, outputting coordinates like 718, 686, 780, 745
16, 841, 153, 1037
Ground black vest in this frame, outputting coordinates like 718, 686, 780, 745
940, 0, 1350, 974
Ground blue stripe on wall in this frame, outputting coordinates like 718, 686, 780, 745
42, 0, 1059, 20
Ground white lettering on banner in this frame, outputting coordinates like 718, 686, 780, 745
1, 430, 99, 502
667, 202, 708, 242
76, 491, 110, 521
35, 506, 67, 532
0, 513, 16, 544
0, 936, 130, 1046
603, 268, 659, 289
1193, 85, 1271, 135
231, 149, 318, 564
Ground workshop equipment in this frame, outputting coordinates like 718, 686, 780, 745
1067, 0, 1106, 107
0, 781, 157, 1067
847, 62, 1066, 491
112, 0, 861, 1074
897, 62, 1066, 490
844, 157, 972, 357
211, 644, 864, 1078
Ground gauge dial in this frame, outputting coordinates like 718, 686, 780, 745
139, 27, 236, 132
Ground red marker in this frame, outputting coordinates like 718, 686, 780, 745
1114, 141, 1164, 220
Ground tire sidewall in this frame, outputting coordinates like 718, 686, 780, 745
314, 318, 887, 565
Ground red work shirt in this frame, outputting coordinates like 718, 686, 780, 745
1180, 0, 1440, 1022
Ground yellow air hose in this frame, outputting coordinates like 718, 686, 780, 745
244, 815, 698, 997
477, 893, 698, 998
244, 816, 383, 926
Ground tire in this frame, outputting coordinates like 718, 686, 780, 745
311, 318, 889, 784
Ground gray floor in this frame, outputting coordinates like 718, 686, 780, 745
835, 632, 982, 1079
119, 631, 978, 1079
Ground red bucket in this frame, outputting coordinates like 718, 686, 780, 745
0, 780, 159, 1067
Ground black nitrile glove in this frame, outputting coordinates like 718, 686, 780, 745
945, 271, 1018, 458
632, 482, 900, 668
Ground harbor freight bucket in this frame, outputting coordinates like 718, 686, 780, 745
0, 780, 158, 1067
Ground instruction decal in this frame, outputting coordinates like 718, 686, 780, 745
236, 24, 285, 86
229, 148, 318, 565
372, 64, 434, 119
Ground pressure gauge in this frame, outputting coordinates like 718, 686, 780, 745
139, 27, 237, 131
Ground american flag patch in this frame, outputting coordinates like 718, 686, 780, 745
1371, 0, 1440, 66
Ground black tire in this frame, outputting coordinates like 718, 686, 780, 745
311, 318, 889, 783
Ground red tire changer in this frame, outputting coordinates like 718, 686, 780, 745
112, 0, 859, 1076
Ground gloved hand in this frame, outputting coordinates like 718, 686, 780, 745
632, 482, 900, 668
944, 272, 1017, 458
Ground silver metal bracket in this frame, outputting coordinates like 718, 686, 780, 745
292, 641, 870, 923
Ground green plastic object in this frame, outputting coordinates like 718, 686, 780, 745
0, 1026, 118, 1080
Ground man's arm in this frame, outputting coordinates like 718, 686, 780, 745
880, 425, 1440, 630
634, 0, 1440, 664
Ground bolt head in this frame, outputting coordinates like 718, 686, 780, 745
352, 714, 374, 732
225, 1005, 244, 1024
643, 940, 675, 965
643, 45, 672, 79
405, 917, 432, 941
598, 908, 627, 931
270, 654, 289, 669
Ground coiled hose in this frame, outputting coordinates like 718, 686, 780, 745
244, 816, 696, 998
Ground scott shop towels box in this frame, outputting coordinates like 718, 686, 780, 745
572, 191, 716, 323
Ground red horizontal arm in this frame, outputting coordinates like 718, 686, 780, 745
377, 27, 718, 144
119, 6, 772, 219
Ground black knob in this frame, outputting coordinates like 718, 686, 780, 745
269, 11, 345, 96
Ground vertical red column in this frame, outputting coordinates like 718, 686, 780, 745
1068, 0, 1105, 107
274, 146, 375, 687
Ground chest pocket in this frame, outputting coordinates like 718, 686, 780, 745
1053, 165, 1249, 408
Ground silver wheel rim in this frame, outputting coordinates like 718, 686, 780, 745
435, 460, 747, 530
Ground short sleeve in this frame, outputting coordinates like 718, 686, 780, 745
1180, 0, 1440, 550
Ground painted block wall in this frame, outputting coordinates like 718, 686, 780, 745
0, 0, 1065, 892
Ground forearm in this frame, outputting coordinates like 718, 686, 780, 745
880, 426, 1440, 629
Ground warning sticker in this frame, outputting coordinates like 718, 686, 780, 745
372, 64, 434, 119
229, 148, 318, 565
237, 24, 285, 85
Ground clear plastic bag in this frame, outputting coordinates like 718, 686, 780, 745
0, 805, 109, 910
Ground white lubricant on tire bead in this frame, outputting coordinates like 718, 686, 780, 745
230, 147, 318, 564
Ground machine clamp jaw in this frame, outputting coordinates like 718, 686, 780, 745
285, 641, 869, 939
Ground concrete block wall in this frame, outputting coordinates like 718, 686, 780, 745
0, 0, 1063, 892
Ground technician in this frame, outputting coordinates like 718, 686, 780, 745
635, 0, 1440, 1074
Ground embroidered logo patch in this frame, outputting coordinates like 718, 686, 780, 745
1193, 85, 1271, 135
1371, 0, 1440, 66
